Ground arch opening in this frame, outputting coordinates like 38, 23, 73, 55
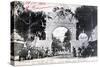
51, 27, 71, 55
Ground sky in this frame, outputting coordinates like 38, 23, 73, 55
53, 27, 68, 42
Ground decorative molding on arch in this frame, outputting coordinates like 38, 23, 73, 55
45, 8, 77, 41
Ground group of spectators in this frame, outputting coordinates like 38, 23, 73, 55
18, 40, 97, 61
73, 40, 97, 58
18, 46, 52, 61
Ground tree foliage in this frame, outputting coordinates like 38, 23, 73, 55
75, 6, 97, 39
11, 1, 47, 41
15, 11, 46, 40
63, 30, 71, 42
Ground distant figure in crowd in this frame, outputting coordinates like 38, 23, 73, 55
78, 47, 82, 57
45, 47, 49, 57
81, 46, 86, 57
73, 47, 76, 57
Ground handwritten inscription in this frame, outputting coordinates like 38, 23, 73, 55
24, 2, 53, 11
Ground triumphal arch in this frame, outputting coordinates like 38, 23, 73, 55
35, 7, 78, 53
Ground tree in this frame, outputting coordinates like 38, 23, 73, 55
11, 1, 47, 41
16, 11, 46, 41
63, 30, 71, 52
11, 1, 24, 34
63, 30, 71, 42
75, 6, 97, 39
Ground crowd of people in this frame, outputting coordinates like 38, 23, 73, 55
18, 40, 97, 61
73, 40, 97, 58
18, 46, 52, 61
